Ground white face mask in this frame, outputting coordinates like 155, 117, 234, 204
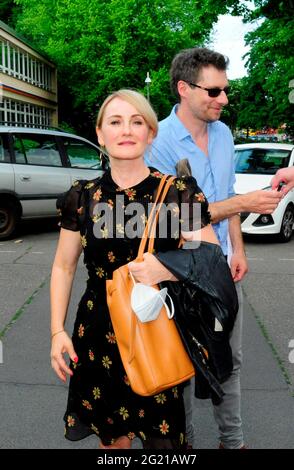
130, 273, 174, 323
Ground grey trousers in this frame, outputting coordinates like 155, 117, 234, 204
184, 282, 244, 449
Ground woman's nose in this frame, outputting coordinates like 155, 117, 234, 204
122, 122, 131, 134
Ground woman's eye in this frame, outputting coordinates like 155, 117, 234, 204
110, 120, 120, 125
133, 120, 143, 125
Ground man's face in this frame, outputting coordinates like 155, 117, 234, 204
185, 65, 229, 123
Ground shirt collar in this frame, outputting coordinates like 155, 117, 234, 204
168, 104, 191, 141
169, 104, 216, 142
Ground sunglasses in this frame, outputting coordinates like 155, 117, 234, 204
187, 81, 230, 98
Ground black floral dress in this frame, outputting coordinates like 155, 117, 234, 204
57, 168, 211, 448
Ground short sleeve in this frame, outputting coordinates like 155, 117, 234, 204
56, 180, 86, 231
167, 176, 211, 232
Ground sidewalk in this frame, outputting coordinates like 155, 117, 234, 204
0, 267, 293, 449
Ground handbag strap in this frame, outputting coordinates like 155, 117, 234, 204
137, 175, 176, 260
147, 176, 176, 254
136, 174, 168, 260
128, 174, 176, 364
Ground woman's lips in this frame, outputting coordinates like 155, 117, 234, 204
118, 141, 136, 145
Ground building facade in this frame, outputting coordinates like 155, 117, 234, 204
0, 20, 58, 128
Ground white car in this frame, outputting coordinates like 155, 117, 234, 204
234, 143, 294, 242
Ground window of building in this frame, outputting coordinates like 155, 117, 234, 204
0, 38, 54, 92
0, 98, 52, 127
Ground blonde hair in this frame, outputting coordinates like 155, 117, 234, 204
96, 89, 158, 137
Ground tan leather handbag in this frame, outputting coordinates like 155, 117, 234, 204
106, 174, 195, 396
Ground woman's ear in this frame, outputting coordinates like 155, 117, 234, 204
96, 127, 104, 147
147, 129, 155, 145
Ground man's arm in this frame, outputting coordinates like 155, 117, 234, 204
209, 190, 282, 224
228, 215, 248, 282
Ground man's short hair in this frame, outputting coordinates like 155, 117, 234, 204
170, 47, 229, 100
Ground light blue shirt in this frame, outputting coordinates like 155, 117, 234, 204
145, 105, 236, 255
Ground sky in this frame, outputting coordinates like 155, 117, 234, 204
210, 15, 258, 80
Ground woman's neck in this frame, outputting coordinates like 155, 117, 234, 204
110, 160, 150, 189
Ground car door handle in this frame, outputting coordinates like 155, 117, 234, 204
20, 176, 31, 181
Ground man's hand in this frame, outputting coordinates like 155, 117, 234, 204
209, 189, 282, 224
271, 167, 294, 196
230, 251, 248, 282
128, 252, 177, 285
240, 189, 282, 214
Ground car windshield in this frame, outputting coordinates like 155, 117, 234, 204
235, 148, 291, 174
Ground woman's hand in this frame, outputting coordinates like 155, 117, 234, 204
50, 331, 78, 382
128, 252, 177, 285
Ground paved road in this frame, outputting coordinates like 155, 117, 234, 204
1, 222, 293, 391
0, 221, 293, 448
242, 234, 294, 393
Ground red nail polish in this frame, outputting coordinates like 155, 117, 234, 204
74, 356, 78, 363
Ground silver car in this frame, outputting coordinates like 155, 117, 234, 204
0, 126, 104, 239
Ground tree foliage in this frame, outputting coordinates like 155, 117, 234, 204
4, 0, 293, 137
0, 0, 20, 26
12, 0, 231, 135
221, 78, 245, 132
237, 0, 294, 136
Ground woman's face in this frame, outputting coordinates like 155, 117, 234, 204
96, 97, 154, 161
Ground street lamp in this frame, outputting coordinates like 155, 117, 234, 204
145, 72, 151, 102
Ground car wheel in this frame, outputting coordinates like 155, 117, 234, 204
278, 205, 294, 243
0, 203, 18, 240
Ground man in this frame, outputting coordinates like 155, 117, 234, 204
145, 47, 282, 449
271, 167, 294, 195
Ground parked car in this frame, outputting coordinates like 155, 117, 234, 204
234, 143, 294, 242
0, 126, 104, 239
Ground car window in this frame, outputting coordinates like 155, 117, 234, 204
235, 149, 291, 174
63, 137, 101, 169
13, 134, 62, 166
0, 135, 10, 163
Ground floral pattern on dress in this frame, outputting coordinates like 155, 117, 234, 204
106, 332, 116, 344
119, 407, 129, 420
107, 252, 116, 263
87, 300, 93, 310
124, 188, 136, 200
93, 387, 101, 400
195, 192, 206, 203
159, 420, 169, 435
176, 180, 186, 191
93, 188, 102, 201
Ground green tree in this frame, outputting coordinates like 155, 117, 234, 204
221, 78, 245, 133
237, 0, 294, 137
0, 0, 20, 26
12, 0, 232, 135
